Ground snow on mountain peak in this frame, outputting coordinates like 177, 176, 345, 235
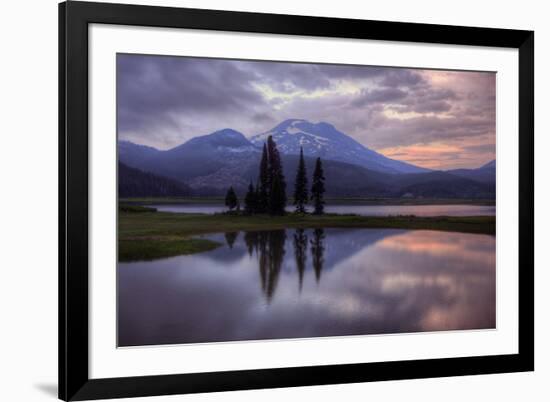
276, 118, 306, 128
180, 128, 256, 152
250, 119, 428, 174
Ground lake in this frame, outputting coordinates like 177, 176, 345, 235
146, 203, 496, 216
118, 228, 496, 346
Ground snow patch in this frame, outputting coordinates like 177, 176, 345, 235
287, 127, 303, 135
304, 132, 330, 144
217, 146, 258, 153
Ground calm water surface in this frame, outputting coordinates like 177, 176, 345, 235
148, 203, 495, 216
118, 229, 496, 346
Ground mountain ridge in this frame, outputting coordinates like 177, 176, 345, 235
118, 120, 495, 199
249, 119, 429, 174
118, 162, 192, 198
446, 159, 496, 185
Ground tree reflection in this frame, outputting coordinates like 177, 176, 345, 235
224, 232, 239, 249
265, 230, 286, 302
293, 229, 308, 292
311, 229, 325, 283
244, 231, 259, 257
244, 230, 287, 302
243, 228, 327, 301
258, 231, 268, 295
244, 230, 286, 302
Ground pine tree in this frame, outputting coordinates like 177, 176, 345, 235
293, 147, 308, 213
244, 182, 257, 214
266, 136, 287, 215
311, 157, 326, 215
224, 186, 238, 211
257, 143, 270, 213
255, 179, 262, 213
270, 174, 286, 215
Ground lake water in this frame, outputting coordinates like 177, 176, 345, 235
118, 228, 496, 346
147, 203, 496, 216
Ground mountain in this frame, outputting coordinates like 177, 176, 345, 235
118, 123, 494, 199
250, 119, 428, 174
118, 162, 192, 198
118, 140, 160, 168
480, 160, 496, 170
119, 129, 259, 184
391, 171, 494, 199
446, 159, 496, 185
242, 154, 394, 197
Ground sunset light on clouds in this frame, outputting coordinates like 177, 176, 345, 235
118, 54, 495, 170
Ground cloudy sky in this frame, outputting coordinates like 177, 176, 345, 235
117, 54, 495, 170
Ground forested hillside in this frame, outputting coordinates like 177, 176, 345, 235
118, 162, 191, 198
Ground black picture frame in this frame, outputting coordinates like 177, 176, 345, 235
59, 1, 534, 400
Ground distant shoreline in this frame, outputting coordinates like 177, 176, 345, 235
119, 197, 496, 206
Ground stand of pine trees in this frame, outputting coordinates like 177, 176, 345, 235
244, 182, 257, 214
241, 135, 286, 215
311, 157, 326, 215
293, 147, 308, 213
267, 136, 287, 215
258, 144, 269, 212
227, 137, 326, 215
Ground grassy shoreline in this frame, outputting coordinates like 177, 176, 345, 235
119, 211, 495, 262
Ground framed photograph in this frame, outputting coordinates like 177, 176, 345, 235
59, 1, 534, 400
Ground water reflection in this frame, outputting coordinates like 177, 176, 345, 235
293, 229, 308, 291
263, 230, 286, 302
118, 229, 495, 346
148, 203, 496, 216
242, 228, 324, 298
311, 229, 326, 283
224, 232, 238, 249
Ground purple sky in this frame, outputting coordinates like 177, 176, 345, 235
117, 54, 495, 170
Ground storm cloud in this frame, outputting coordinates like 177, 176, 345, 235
117, 54, 495, 169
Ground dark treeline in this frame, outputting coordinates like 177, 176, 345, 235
293, 148, 308, 213
119, 162, 191, 198
267, 136, 287, 215
225, 136, 326, 215
311, 158, 326, 215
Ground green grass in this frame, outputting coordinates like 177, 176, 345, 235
118, 211, 495, 261
119, 237, 221, 262
119, 211, 496, 237
119, 204, 158, 213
